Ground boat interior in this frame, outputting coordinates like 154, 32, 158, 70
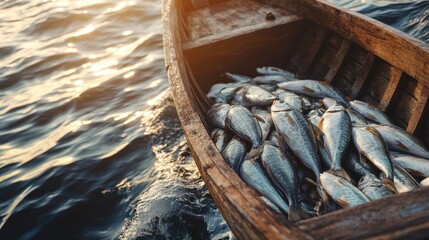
173, 0, 429, 146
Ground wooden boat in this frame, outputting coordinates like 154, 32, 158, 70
162, 0, 429, 239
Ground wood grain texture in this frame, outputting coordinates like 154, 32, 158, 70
297, 187, 429, 239
325, 39, 350, 83
297, 27, 327, 78
350, 52, 375, 98
407, 86, 429, 134
264, 0, 429, 87
378, 66, 403, 111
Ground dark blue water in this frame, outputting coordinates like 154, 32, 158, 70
0, 0, 427, 239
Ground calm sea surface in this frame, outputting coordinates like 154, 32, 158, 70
0, 0, 427, 239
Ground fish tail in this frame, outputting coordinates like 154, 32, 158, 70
288, 206, 311, 222
246, 146, 263, 161
382, 178, 398, 193
327, 168, 354, 184
315, 179, 337, 213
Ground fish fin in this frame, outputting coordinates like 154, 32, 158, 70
305, 177, 317, 186
382, 178, 398, 194
317, 117, 325, 130
288, 206, 311, 222
327, 168, 354, 184
253, 114, 266, 123
246, 146, 263, 162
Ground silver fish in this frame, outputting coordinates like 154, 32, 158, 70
322, 97, 338, 109
253, 75, 295, 84
222, 137, 247, 172
241, 85, 278, 107
381, 165, 420, 193
271, 101, 321, 179
224, 72, 252, 83
352, 125, 396, 192
258, 84, 277, 92
252, 107, 272, 141
277, 80, 349, 106
261, 144, 309, 221
346, 108, 367, 126
391, 151, 429, 177
230, 88, 252, 107
319, 104, 352, 181
343, 146, 375, 177
420, 177, 429, 187
256, 66, 295, 77
282, 92, 304, 112
307, 109, 324, 127
226, 105, 262, 147
240, 159, 289, 214
207, 82, 244, 102
358, 173, 393, 200
211, 128, 232, 153
320, 172, 370, 208
349, 100, 393, 125
214, 87, 240, 103
207, 103, 230, 129
371, 124, 429, 159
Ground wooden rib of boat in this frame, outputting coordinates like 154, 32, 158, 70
162, 0, 429, 239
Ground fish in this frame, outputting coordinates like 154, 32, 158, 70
277, 80, 349, 106
349, 100, 393, 125
358, 174, 393, 200
252, 107, 273, 141
351, 125, 397, 192
343, 145, 375, 177
319, 104, 352, 181
371, 124, 429, 159
307, 109, 324, 127
421, 177, 429, 187
207, 103, 230, 129
261, 144, 309, 221
207, 82, 244, 102
346, 108, 367, 126
224, 72, 252, 83
272, 88, 288, 97
282, 92, 304, 112
241, 85, 278, 107
222, 137, 247, 172
381, 165, 420, 193
214, 87, 240, 103
225, 105, 263, 149
320, 172, 371, 208
390, 151, 429, 177
230, 88, 252, 107
322, 97, 339, 109
239, 159, 289, 214
260, 196, 281, 213
258, 84, 277, 92
271, 101, 322, 179
211, 128, 232, 152
252, 75, 295, 84
256, 66, 296, 77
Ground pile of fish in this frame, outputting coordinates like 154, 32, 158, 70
206, 66, 429, 222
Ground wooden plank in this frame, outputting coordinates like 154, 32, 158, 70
297, 187, 429, 239
378, 67, 403, 112
350, 52, 375, 98
407, 86, 429, 134
297, 27, 327, 78
266, 0, 429, 89
325, 39, 350, 83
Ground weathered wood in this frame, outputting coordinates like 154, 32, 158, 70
297, 187, 429, 239
264, 0, 429, 88
350, 52, 375, 98
378, 67, 403, 112
297, 27, 327, 78
407, 86, 429, 134
325, 39, 350, 83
